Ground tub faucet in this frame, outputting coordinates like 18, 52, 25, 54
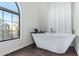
50, 28, 56, 33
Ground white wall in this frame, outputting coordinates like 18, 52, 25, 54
0, 2, 40, 56
39, 2, 72, 33
39, 3, 49, 31
73, 3, 79, 34
48, 2, 72, 33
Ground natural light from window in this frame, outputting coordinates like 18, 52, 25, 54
0, 2, 20, 42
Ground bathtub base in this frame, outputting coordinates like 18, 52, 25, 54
32, 33, 76, 54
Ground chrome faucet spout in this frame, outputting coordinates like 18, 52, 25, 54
50, 28, 56, 33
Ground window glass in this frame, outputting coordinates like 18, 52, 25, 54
13, 14, 19, 22
0, 10, 2, 30
0, 10, 3, 41
0, 2, 18, 12
4, 11, 12, 21
0, 2, 20, 42
3, 21, 13, 40
13, 22, 19, 38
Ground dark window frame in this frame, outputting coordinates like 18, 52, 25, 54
0, 2, 20, 42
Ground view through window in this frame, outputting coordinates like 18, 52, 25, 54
0, 2, 20, 42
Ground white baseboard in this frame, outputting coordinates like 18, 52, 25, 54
3, 42, 34, 56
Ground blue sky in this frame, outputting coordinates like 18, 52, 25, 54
0, 2, 18, 21
0, 2, 18, 12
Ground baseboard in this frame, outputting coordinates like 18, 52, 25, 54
4, 42, 34, 56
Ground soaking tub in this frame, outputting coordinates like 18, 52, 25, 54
32, 33, 76, 54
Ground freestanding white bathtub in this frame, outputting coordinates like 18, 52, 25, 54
32, 33, 76, 54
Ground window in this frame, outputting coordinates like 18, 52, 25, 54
0, 2, 20, 42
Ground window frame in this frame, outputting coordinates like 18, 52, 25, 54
0, 2, 20, 42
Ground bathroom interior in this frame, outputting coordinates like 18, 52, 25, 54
0, 2, 79, 56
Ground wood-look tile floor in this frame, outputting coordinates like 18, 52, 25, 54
5, 44, 78, 56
